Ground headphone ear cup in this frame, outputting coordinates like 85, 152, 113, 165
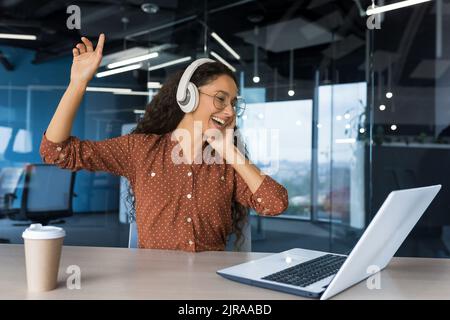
180, 82, 199, 113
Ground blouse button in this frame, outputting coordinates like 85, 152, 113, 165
220, 176, 225, 181
187, 193, 192, 199
257, 197, 262, 203
188, 240, 194, 245
186, 217, 192, 223
56, 146, 62, 152
150, 172, 156, 177
187, 172, 192, 177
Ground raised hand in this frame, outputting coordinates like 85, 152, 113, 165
70, 34, 105, 84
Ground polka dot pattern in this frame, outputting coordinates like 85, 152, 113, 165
39, 131, 289, 252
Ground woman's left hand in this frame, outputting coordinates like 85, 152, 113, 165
206, 116, 236, 162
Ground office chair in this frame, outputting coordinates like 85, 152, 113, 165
128, 218, 252, 251
7, 164, 76, 226
128, 221, 138, 249
0, 167, 24, 243
0, 167, 24, 211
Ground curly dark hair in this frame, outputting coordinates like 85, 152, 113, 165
126, 61, 249, 251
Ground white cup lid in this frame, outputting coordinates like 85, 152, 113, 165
22, 224, 66, 240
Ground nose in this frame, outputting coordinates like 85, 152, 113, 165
222, 102, 235, 117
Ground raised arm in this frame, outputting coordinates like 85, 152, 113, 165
45, 34, 105, 143
39, 33, 145, 181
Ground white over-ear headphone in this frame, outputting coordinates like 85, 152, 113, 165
176, 58, 215, 113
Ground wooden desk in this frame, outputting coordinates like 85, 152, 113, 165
1, 244, 450, 300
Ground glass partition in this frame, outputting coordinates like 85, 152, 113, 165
1, 0, 449, 257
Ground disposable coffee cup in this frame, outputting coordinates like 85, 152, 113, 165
22, 224, 66, 292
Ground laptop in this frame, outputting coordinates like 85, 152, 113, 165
217, 185, 441, 300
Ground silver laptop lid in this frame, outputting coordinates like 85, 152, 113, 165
321, 185, 441, 300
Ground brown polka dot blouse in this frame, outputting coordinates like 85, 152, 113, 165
39, 131, 289, 252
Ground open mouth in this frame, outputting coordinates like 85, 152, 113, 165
210, 116, 227, 129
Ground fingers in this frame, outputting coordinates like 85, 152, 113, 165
81, 37, 94, 52
72, 34, 104, 57
95, 33, 105, 56
76, 43, 86, 54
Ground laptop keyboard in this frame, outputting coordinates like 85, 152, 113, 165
261, 254, 347, 288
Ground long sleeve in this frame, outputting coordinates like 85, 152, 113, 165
233, 170, 289, 216
39, 131, 145, 182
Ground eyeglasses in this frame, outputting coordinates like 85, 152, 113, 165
199, 91, 246, 117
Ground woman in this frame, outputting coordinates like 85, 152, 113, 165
40, 34, 288, 252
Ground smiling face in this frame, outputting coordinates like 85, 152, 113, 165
190, 74, 238, 134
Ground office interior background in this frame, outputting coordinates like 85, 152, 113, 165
0, 0, 449, 257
